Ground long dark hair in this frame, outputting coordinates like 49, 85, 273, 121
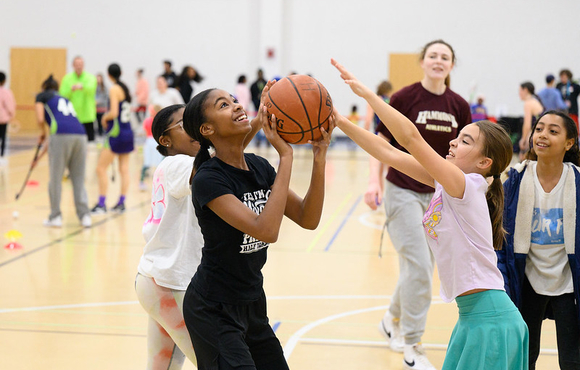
107, 63, 132, 103
41, 74, 59, 91
178, 65, 204, 86
520, 81, 544, 110
183, 89, 216, 171
152, 104, 186, 156
526, 110, 580, 165
476, 121, 513, 250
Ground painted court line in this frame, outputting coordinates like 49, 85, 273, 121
306, 193, 352, 252
299, 338, 558, 356
0, 295, 406, 314
284, 305, 388, 359
0, 201, 148, 268
324, 195, 363, 251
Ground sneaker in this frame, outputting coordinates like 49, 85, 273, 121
81, 214, 92, 228
112, 203, 126, 213
43, 215, 62, 228
91, 204, 107, 215
378, 312, 404, 353
403, 343, 436, 370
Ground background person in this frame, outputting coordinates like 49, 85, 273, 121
59, 56, 97, 142
538, 74, 567, 112
95, 73, 108, 137
556, 69, 580, 126
0, 71, 15, 164
91, 63, 134, 214
35, 75, 91, 228
134, 68, 149, 125
136, 104, 201, 370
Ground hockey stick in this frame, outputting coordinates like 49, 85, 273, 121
15, 142, 43, 200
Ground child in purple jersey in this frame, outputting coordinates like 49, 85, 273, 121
35, 75, 90, 228
332, 59, 528, 370
91, 63, 134, 214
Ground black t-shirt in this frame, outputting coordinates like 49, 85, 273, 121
556, 81, 580, 115
162, 72, 178, 88
191, 153, 277, 304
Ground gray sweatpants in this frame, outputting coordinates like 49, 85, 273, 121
383, 180, 434, 345
48, 134, 89, 220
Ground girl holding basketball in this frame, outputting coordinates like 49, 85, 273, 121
331, 59, 528, 370
498, 110, 580, 369
181, 86, 332, 370
91, 63, 134, 214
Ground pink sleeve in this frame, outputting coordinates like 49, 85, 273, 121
7, 90, 16, 119
143, 117, 153, 137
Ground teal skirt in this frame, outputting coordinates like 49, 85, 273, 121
443, 290, 529, 370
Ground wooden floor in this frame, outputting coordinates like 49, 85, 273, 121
0, 134, 559, 369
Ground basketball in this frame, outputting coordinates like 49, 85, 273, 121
263, 75, 333, 144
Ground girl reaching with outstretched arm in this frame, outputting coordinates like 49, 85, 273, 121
331, 59, 529, 370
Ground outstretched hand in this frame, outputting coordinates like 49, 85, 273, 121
331, 58, 373, 98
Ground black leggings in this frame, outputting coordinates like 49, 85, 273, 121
0, 123, 7, 157
521, 276, 580, 370
82, 121, 95, 142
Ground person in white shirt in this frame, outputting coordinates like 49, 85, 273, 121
149, 76, 184, 109
136, 94, 270, 369
135, 104, 200, 370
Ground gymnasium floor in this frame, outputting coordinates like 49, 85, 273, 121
0, 134, 559, 369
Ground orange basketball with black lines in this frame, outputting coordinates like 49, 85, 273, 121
263, 75, 333, 144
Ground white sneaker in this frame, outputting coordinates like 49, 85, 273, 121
378, 312, 404, 352
43, 215, 62, 228
403, 343, 436, 370
81, 214, 92, 228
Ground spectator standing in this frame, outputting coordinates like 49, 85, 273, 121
538, 74, 568, 112
363, 80, 393, 132
470, 95, 489, 122
59, 56, 97, 142
250, 68, 267, 113
95, 73, 108, 137
556, 69, 580, 126
0, 71, 16, 164
177, 66, 203, 103
234, 75, 251, 112
134, 69, 149, 125
162, 60, 178, 88
150, 76, 184, 109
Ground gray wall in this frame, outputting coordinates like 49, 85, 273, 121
2, 0, 579, 116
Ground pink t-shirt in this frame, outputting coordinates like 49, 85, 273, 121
143, 117, 153, 138
0, 86, 16, 123
135, 78, 149, 106
423, 173, 505, 302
